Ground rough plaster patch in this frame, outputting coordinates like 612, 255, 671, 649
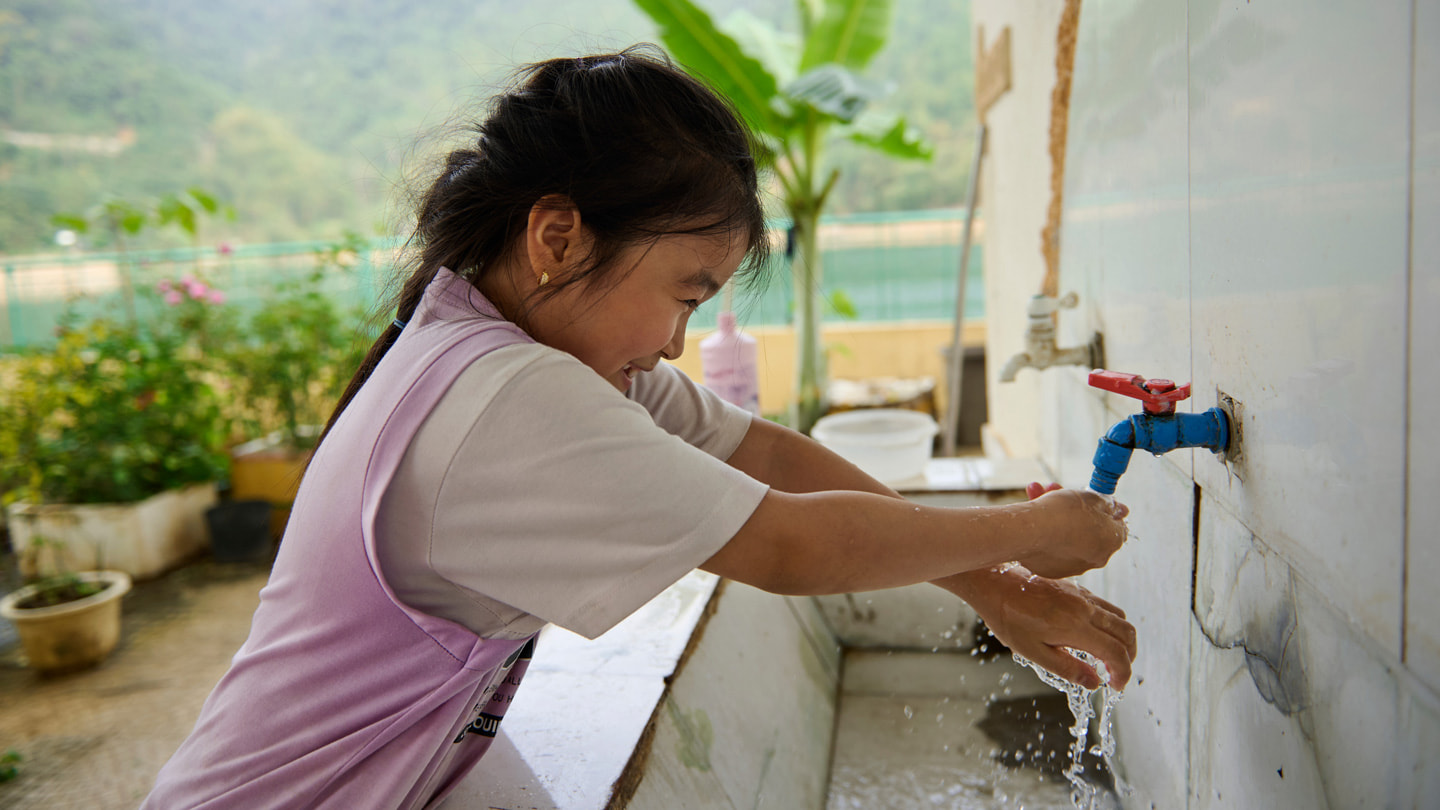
1041, 0, 1083, 299
1193, 533, 1310, 716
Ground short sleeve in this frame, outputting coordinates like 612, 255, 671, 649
628, 362, 755, 460
425, 350, 769, 639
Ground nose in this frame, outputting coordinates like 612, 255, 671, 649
661, 319, 687, 361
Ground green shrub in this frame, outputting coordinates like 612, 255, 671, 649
1, 313, 229, 505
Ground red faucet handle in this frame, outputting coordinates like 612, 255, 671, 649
1088, 370, 1192, 414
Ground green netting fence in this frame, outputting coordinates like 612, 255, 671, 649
0, 209, 983, 351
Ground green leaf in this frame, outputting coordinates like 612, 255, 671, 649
719, 9, 800, 86
158, 195, 199, 237
828, 288, 859, 319
800, 0, 893, 72
847, 113, 933, 160
119, 210, 148, 235
633, 0, 783, 134
50, 213, 89, 233
785, 64, 891, 123
796, 0, 822, 36
186, 187, 221, 214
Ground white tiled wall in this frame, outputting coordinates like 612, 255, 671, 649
1187, 0, 1412, 658
973, 0, 1439, 806
1406, 0, 1440, 697
977, 0, 1066, 463
1079, 460, 1194, 810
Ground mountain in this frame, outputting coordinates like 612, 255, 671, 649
0, 0, 973, 254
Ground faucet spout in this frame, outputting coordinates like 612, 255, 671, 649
998, 293, 1101, 382
1086, 370, 1230, 494
998, 352, 1032, 383
1089, 409, 1229, 494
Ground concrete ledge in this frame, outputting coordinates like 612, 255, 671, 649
451, 575, 840, 810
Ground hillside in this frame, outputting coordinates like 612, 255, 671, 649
0, 0, 973, 254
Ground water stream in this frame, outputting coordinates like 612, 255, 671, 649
1012, 649, 1127, 810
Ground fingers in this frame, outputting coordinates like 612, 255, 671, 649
1093, 609, 1139, 663
1087, 633, 1135, 689
1026, 481, 1063, 500
1046, 580, 1138, 689
1076, 584, 1127, 619
1029, 645, 1104, 691
1072, 606, 1137, 689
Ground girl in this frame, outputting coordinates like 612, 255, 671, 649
144, 47, 1134, 808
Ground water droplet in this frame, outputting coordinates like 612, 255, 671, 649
902, 704, 914, 720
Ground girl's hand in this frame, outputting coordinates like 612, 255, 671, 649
937, 564, 1137, 689
1014, 485, 1129, 580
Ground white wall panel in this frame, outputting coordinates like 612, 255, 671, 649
1190, 496, 1402, 809
1076, 459, 1192, 809
973, 0, 1067, 462
1406, 0, 1440, 695
1071, 0, 1191, 385
1187, 0, 1411, 654
1054, 0, 1196, 492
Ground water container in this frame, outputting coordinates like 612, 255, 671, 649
700, 311, 760, 415
811, 409, 938, 484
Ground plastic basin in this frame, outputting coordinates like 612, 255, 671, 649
811, 409, 938, 485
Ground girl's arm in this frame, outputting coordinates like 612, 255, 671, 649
707, 417, 1126, 592
709, 416, 1136, 689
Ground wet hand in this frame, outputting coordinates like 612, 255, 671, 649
937, 565, 1138, 690
1014, 485, 1129, 580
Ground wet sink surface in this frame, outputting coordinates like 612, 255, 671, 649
826, 649, 1118, 810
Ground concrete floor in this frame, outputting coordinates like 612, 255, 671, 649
0, 557, 271, 809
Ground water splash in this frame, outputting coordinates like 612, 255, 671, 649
1012, 649, 1124, 810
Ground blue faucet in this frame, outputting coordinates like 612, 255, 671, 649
1087, 370, 1230, 495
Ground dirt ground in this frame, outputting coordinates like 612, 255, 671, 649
0, 557, 271, 809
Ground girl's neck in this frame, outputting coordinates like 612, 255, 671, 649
473, 256, 534, 326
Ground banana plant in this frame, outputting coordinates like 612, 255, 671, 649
633, 0, 932, 432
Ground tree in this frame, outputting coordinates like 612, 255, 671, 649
633, 0, 932, 432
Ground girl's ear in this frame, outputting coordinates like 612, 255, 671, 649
526, 195, 584, 283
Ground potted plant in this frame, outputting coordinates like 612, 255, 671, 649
1, 304, 231, 580
0, 535, 132, 673
222, 235, 374, 537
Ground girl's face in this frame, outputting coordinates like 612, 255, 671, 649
533, 230, 747, 393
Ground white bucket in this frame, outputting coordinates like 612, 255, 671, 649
811, 409, 938, 485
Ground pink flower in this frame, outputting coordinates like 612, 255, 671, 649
218, 242, 234, 255
186, 280, 209, 299
164, 290, 183, 306
208, 289, 226, 305
157, 279, 173, 293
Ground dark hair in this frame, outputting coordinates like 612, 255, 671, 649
323, 46, 769, 439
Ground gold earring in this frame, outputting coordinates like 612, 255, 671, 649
539, 271, 549, 287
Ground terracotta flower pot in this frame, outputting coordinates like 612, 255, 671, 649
0, 571, 132, 673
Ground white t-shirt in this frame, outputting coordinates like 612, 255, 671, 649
374, 344, 767, 640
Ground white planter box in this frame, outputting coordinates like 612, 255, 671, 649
7, 483, 218, 581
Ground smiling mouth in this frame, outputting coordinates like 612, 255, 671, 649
622, 364, 638, 382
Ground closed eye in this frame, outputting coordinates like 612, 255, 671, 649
681, 299, 701, 311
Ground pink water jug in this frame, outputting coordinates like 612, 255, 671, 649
700, 310, 760, 415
